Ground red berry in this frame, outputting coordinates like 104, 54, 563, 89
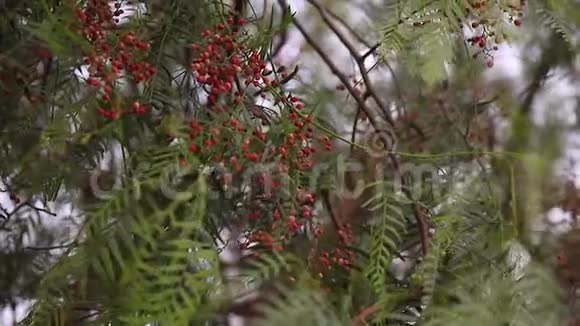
87, 77, 100, 87
246, 152, 259, 162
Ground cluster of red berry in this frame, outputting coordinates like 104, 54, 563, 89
74, 0, 155, 119
405, 1, 525, 69
185, 17, 332, 170
315, 224, 356, 272
466, 0, 525, 68
183, 16, 356, 276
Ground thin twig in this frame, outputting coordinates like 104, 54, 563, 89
411, 201, 429, 255
350, 107, 361, 152
280, 0, 431, 257
25, 242, 75, 251
352, 303, 380, 326
316, 4, 401, 111
26, 203, 57, 216
393, 158, 430, 256
279, 1, 384, 138
520, 58, 552, 116
361, 43, 380, 60
321, 189, 344, 230
324, 7, 373, 48
272, 0, 290, 58
306, 0, 393, 127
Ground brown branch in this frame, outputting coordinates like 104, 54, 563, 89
280, 0, 431, 257
520, 57, 551, 116
350, 106, 361, 152
411, 202, 429, 255
232, 0, 247, 33
361, 43, 380, 60
307, 0, 431, 163
26, 203, 57, 216
272, 0, 290, 58
279, 0, 384, 135
25, 242, 75, 251
321, 189, 344, 230
306, 9, 379, 151
312, 2, 400, 110
352, 303, 380, 326
306, 0, 394, 127
391, 159, 430, 256
324, 7, 373, 48
312, 3, 427, 143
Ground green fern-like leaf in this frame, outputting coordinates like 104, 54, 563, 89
378, 0, 468, 86
532, 2, 577, 47
363, 187, 407, 294
413, 25, 454, 86
413, 214, 460, 309
255, 282, 347, 326
423, 263, 566, 326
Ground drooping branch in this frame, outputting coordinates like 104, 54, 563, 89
280, 0, 431, 257
305, 0, 427, 143
272, 0, 290, 59
277, 0, 385, 135
306, 0, 394, 127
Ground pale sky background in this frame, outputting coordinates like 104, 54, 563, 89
1, 1, 579, 324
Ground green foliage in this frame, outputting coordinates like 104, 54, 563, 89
531, 0, 580, 47
255, 281, 348, 326
363, 184, 408, 294
1, 0, 579, 325
18, 139, 220, 324
378, 0, 467, 86
424, 263, 566, 326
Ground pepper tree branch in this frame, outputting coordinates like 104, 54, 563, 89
322, 8, 380, 62
278, 1, 430, 256
352, 303, 380, 326
306, 0, 394, 127
306, 0, 430, 255
307, 0, 425, 141
277, 0, 385, 133
272, 0, 290, 58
